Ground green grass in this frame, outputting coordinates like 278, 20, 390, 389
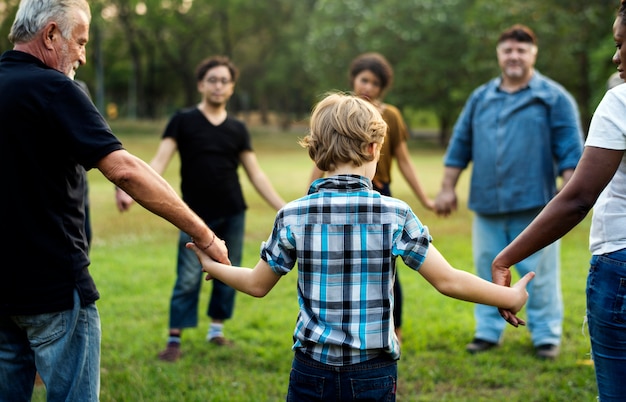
33, 119, 597, 401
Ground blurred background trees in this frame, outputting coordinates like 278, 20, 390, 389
0, 0, 619, 144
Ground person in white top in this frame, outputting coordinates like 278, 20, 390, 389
492, 2, 626, 400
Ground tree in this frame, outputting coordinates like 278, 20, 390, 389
0, 0, 618, 138
305, 0, 475, 145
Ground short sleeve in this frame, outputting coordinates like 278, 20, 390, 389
393, 208, 431, 270
260, 211, 297, 275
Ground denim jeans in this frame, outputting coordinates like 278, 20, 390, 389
169, 212, 244, 328
287, 351, 397, 402
587, 248, 626, 401
473, 209, 563, 346
0, 289, 101, 402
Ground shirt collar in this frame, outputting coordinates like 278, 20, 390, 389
1, 50, 48, 68
494, 70, 542, 93
308, 174, 372, 195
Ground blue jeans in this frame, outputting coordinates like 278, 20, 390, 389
473, 209, 563, 346
0, 290, 101, 402
587, 248, 626, 401
169, 212, 244, 328
287, 351, 397, 402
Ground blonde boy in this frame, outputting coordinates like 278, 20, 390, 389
188, 93, 533, 402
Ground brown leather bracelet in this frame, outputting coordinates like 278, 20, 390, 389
202, 232, 216, 250
192, 232, 216, 250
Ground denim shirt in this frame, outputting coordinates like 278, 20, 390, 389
444, 71, 583, 214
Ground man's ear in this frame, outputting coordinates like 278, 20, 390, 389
42, 22, 58, 50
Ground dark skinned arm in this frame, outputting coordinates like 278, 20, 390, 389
493, 146, 623, 322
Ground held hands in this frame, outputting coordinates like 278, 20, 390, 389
434, 189, 457, 217
186, 240, 230, 281
498, 271, 535, 327
422, 197, 436, 212
193, 233, 230, 266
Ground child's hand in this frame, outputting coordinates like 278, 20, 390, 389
422, 197, 436, 211
499, 271, 535, 327
186, 242, 217, 281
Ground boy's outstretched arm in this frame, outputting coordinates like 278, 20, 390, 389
418, 244, 534, 327
186, 242, 281, 298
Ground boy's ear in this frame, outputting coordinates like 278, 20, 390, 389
369, 142, 380, 157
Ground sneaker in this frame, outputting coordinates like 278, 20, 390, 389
208, 336, 234, 347
466, 338, 498, 354
535, 344, 559, 360
157, 342, 181, 362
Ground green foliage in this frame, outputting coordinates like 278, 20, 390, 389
0, 0, 620, 132
305, 0, 617, 141
30, 120, 599, 401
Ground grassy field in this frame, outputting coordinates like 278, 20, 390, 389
33, 119, 597, 401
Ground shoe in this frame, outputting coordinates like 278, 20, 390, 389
535, 344, 559, 360
466, 338, 498, 354
208, 336, 234, 347
157, 342, 181, 362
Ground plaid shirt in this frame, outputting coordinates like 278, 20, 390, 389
260, 175, 431, 366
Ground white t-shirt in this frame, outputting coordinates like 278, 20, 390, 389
585, 84, 626, 255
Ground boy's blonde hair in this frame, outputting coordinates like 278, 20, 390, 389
300, 93, 387, 172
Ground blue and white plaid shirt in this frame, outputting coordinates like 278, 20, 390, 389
260, 175, 431, 366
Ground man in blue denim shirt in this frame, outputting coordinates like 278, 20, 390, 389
435, 24, 583, 360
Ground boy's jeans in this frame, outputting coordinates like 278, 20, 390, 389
0, 289, 101, 402
287, 350, 397, 402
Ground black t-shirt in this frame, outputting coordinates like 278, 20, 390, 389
0, 50, 123, 315
163, 108, 252, 221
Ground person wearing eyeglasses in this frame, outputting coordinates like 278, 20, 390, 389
115, 55, 285, 362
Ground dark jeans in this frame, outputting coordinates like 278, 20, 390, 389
169, 212, 245, 328
286, 350, 397, 402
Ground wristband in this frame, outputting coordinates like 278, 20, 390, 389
194, 232, 216, 251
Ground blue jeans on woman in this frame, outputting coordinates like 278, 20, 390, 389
169, 212, 244, 329
0, 289, 101, 402
287, 350, 397, 402
587, 248, 626, 401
